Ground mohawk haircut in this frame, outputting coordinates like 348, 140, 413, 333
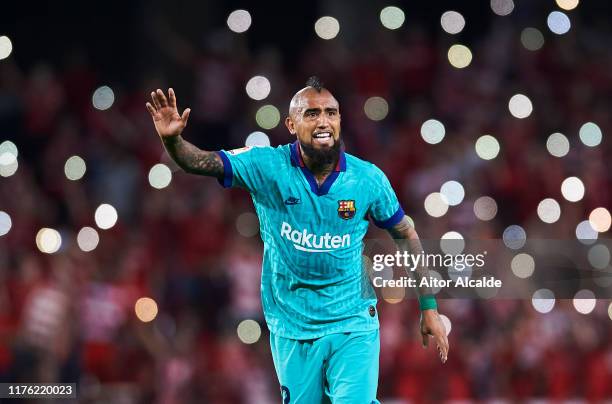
305, 76, 324, 92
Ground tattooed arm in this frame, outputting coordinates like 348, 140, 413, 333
161, 136, 223, 177
386, 216, 431, 297
146, 88, 223, 178
387, 215, 449, 363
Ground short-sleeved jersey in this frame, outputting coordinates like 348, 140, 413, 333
217, 142, 404, 339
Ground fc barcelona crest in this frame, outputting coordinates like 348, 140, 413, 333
338, 200, 356, 220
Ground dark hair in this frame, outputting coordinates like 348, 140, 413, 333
305, 76, 324, 92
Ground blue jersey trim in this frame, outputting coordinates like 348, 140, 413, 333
373, 206, 405, 229
216, 151, 233, 188
289, 141, 346, 196
289, 142, 301, 167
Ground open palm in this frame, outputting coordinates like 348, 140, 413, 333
146, 88, 191, 138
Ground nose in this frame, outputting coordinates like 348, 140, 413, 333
316, 113, 330, 129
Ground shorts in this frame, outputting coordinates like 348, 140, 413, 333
270, 329, 380, 404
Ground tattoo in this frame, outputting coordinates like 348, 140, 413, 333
387, 216, 435, 299
162, 136, 223, 177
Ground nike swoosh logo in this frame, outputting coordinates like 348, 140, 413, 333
284, 197, 300, 205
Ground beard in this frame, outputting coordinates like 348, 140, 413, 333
300, 137, 343, 169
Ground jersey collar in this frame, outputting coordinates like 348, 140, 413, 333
290, 141, 346, 196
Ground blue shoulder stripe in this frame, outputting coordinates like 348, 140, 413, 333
373, 206, 405, 229
216, 151, 233, 188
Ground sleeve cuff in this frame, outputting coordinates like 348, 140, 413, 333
418, 295, 438, 311
216, 151, 233, 188
373, 206, 405, 229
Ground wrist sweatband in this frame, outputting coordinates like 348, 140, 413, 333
419, 295, 438, 311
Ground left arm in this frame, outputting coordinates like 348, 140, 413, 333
387, 215, 449, 363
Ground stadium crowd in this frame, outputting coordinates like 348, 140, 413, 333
1, 2, 611, 403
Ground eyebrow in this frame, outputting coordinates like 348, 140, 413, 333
303, 107, 338, 114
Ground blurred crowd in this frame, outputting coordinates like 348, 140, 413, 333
1, 2, 611, 403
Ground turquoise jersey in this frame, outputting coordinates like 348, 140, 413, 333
217, 142, 404, 339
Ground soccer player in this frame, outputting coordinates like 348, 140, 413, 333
146, 77, 449, 403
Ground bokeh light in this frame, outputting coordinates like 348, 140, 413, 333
237, 319, 262, 344
575, 220, 598, 245
227, 10, 252, 33
420, 119, 445, 144
547, 11, 571, 35
0, 149, 18, 177
537, 198, 561, 224
587, 244, 610, 269
508, 94, 533, 118
380, 6, 405, 30
440, 180, 465, 206
424, 192, 449, 218
521, 27, 545, 51
475, 135, 500, 160
0, 151, 16, 166
511, 253, 535, 279
572, 290, 596, 314
578, 122, 602, 147
440, 231, 464, 255
608, 303, 612, 321
134, 297, 158, 322
546, 133, 570, 157
148, 163, 172, 189
364, 97, 389, 121
474, 196, 498, 221
556, 0, 579, 11
35, 228, 62, 254
474, 279, 500, 299
0, 36, 12, 60
448, 260, 473, 282
0, 140, 18, 158
440, 11, 465, 34
314, 16, 340, 40
64, 155, 86, 181
382, 283, 405, 304
439, 314, 452, 336
405, 216, 415, 228
560, 176, 584, 202
92, 86, 115, 110
589, 207, 611, 233
503, 225, 526, 249
425, 270, 445, 295
532, 289, 555, 313
255, 105, 281, 129
245, 76, 271, 100
94, 204, 118, 230
490, 0, 514, 16
77, 227, 100, 252
593, 268, 612, 288
236, 212, 259, 237
0, 211, 12, 236
245, 131, 270, 147
447, 44, 472, 68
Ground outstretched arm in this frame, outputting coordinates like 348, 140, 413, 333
146, 88, 223, 177
387, 215, 449, 363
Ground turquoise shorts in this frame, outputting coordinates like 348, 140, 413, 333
270, 329, 380, 404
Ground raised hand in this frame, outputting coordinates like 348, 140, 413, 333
146, 88, 191, 138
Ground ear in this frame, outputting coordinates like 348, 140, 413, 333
285, 116, 296, 135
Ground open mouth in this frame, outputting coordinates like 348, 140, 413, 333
312, 132, 333, 145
